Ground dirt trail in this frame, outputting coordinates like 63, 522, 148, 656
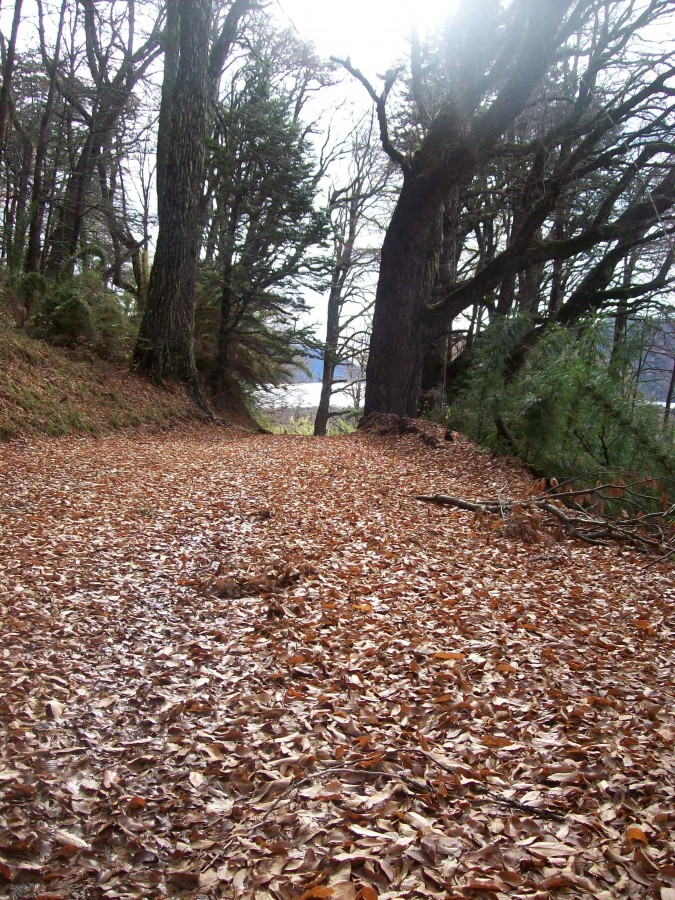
0, 426, 673, 898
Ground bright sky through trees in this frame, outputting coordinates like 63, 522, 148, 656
275, 0, 451, 76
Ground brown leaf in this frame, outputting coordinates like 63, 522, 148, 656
625, 826, 649, 845
189, 771, 205, 788
168, 870, 200, 889
0, 861, 14, 882
482, 735, 514, 748
199, 868, 220, 888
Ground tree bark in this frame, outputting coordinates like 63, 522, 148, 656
0, 0, 23, 169
364, 174, 445, 417
132, 0, 212, 388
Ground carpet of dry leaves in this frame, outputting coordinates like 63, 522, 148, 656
1, 425, 674, 899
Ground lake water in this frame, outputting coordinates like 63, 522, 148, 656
257, 382, 355, 412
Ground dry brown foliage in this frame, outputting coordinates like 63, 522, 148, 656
1, 426, 673, 897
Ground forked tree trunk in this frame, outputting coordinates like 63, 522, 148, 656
44, 129, 98, 276
361, 1, 574, 416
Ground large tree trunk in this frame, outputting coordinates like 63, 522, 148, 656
132, 0, 212, 388
364, 176, 444, 417
360, 1, 575, 416
0, 0, 23, 169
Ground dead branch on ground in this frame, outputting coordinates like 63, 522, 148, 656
417, 484, 675, 557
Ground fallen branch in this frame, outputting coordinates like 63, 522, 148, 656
416, 494, 491, 514
416, 489, 674, 556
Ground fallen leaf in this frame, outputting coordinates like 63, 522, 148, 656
53, 830, 90, 851
625, 826, 649, 845
46, 699, 65, 720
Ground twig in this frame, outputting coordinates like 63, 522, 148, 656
418, 750, 565, 823
642, 545, 675, 568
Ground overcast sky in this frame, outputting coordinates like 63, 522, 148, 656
274, 0, 451, 79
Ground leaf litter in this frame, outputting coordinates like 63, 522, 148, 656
0, 425, 673, 898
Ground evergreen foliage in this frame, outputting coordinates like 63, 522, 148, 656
31, 272, 136, 359
196, 32, 329, 391
449, 316, 675, 495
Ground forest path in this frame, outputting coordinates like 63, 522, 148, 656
0, 426, 673, 898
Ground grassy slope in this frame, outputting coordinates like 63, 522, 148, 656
0, 325, 197, 440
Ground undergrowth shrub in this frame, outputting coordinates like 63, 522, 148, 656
31, 271, 136, 359
448, 315, 675, 502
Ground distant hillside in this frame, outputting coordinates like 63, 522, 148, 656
286, 352, 350, 384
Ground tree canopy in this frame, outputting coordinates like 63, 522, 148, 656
0, 0, 674, 459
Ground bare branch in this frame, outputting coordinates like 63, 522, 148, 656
331, 56, 409, 172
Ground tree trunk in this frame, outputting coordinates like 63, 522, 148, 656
364, 175, 444, 417
44, 132, 97, 276
24, 0, 68, 283
360, 1, 574, 416
132, 0, 211, 388
9, 136, 33, 271
314, 278, 342, 436
664, 355, 675, 426
0, 0, 23, 169
211, 248, 235, 397
40, 121, 65, 271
